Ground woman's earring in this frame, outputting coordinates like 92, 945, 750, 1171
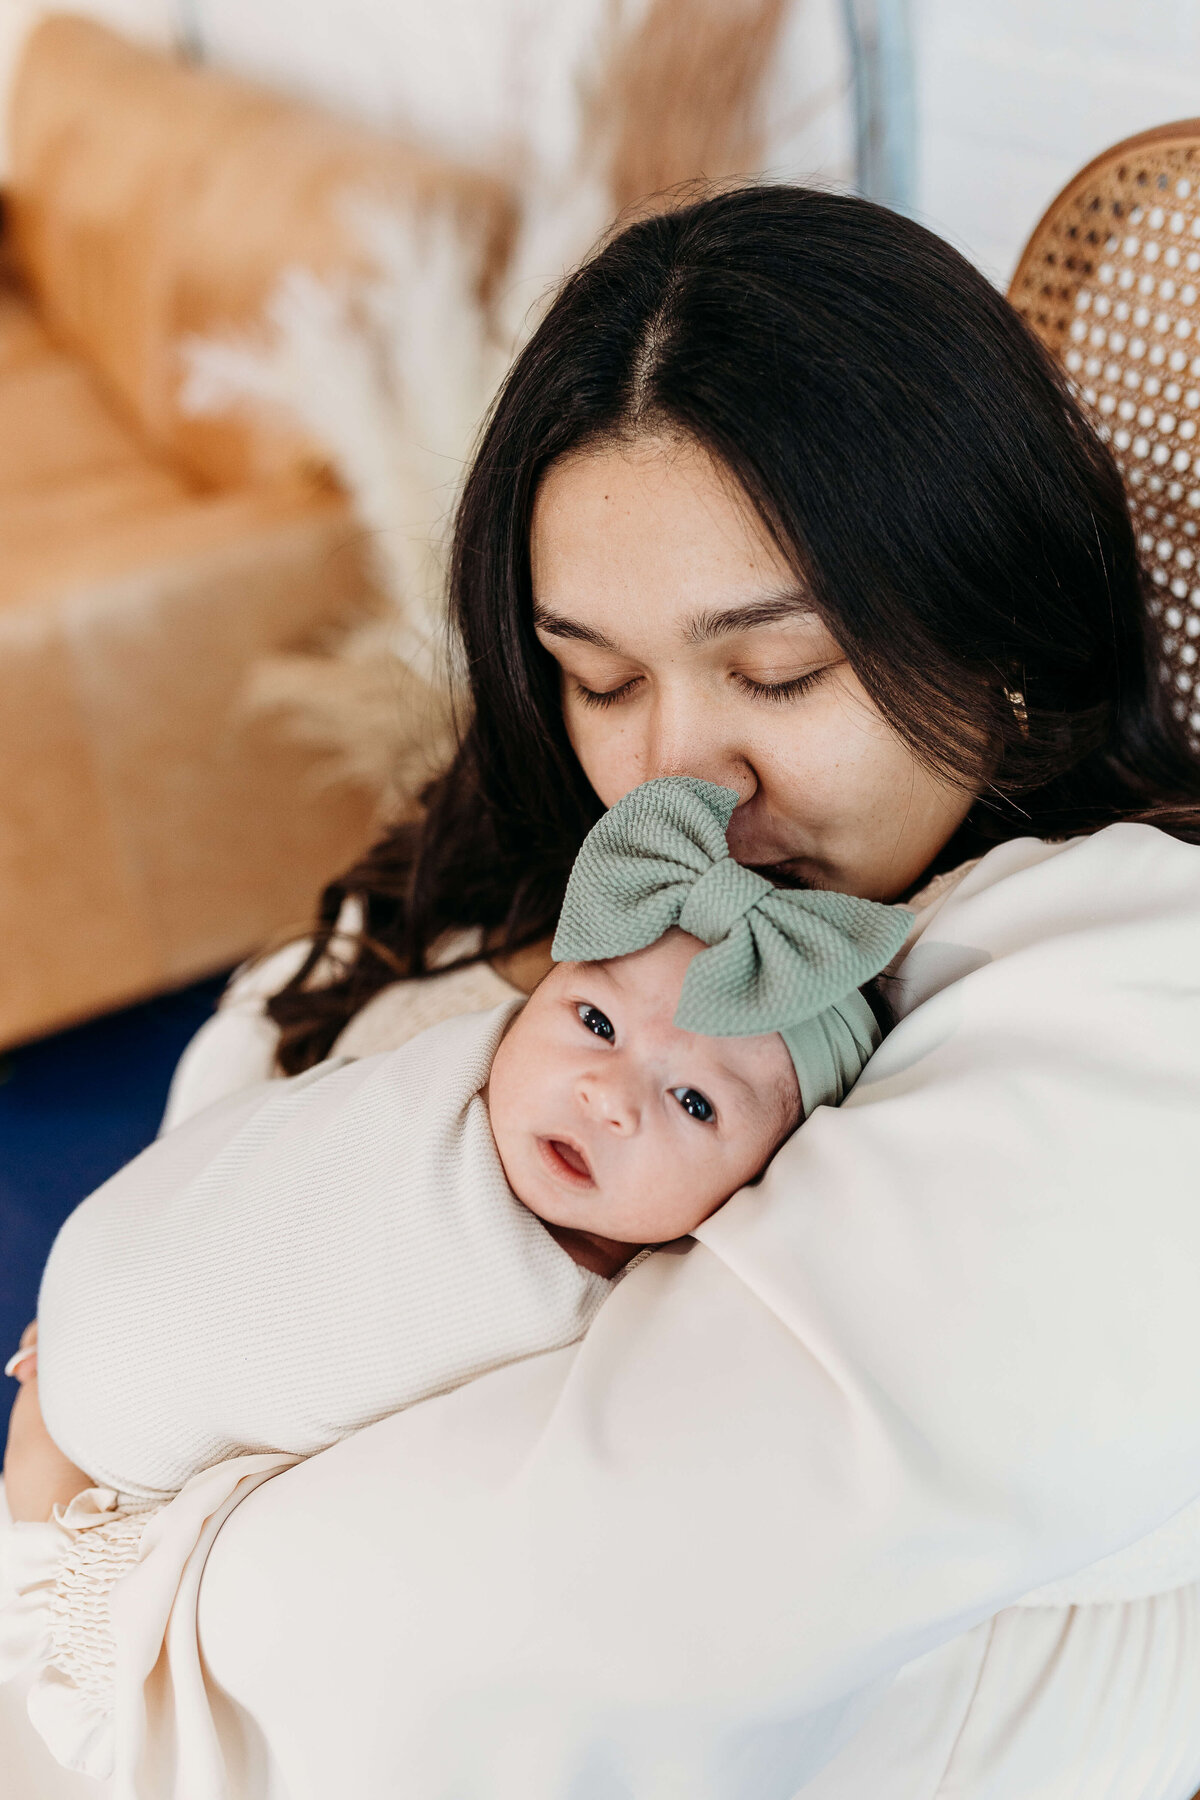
1003, 685, 1029, 734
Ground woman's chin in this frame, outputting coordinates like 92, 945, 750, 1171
753, 856, 834, 891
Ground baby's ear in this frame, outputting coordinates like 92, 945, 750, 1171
747, 1097, 804, 1188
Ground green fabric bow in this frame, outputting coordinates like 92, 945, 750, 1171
552, 777, 913, 1115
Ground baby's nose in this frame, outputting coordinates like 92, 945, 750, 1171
577, 1071, 638, 1134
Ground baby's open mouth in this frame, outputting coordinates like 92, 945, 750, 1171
538, 1136, 594, 1186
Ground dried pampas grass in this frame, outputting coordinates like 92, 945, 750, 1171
181, 0, 791, 823
182, 199, 497, 820
183, 201, 501, 692
602, 0, 788, 213
245, 636, 460, 821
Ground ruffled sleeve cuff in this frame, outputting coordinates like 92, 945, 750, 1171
0, 1484, 153, 1780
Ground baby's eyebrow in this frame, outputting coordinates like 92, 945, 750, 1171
708, 1061, 762, 1110
710, 1057, 799, 1133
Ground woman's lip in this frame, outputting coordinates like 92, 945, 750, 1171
726, 837, 826, 889
724, 810, 827, 888
747, 856, 826, 891
538, 1136, 595, 1187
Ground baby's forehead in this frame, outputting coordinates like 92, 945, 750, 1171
593, 926, 705, 987
573, 950, 800, 1127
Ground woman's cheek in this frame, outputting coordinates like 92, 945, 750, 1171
564, 701, 648, 807
744, 708, 846, 814
758, 681, 888, 802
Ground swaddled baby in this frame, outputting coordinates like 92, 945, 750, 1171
35, 778, 911, 1500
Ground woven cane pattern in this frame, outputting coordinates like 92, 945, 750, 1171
1010, 123, 1200, 744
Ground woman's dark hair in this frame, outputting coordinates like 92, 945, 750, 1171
270, 183, 1200, 1071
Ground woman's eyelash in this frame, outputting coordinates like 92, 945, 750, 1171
733, 667, 828, 704
572, 667, 827, 709
573, 678, 640, 710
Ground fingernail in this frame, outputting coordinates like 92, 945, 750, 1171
4, 1347, 35, 1379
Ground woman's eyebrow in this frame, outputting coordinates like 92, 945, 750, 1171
532, 591, 816, 651
683, 592, 817, 644
531, 604, 617, 650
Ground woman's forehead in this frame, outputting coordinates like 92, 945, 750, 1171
530, 437, 800, 629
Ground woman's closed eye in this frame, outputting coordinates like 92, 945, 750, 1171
577, 1003, 615, 1040
671, 1086, 715, 1123
571, 667, 831, 710
731, 666, 829, 704
572, 676, 641, 710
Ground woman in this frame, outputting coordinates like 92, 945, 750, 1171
10, 186, 1200, 1797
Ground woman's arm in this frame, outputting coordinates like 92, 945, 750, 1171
158, 939, 317, 1133
3, 1326, 89, 1521
179, 825, 1200, 1798
160, 921, 543, 1134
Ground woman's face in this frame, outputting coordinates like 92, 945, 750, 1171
531, 435, 976, 901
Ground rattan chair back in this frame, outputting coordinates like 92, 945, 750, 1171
1011, 122, 1200, 741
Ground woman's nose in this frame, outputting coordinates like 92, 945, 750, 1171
642, 690, 755, 801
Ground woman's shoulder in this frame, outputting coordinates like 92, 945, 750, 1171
161, 922, 522, 1135
332, 959, 522, 1060
890, 822, 1200, 1021
159, 938, 314, 1135
938, 823, 1199, 922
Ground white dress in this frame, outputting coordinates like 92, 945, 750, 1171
7, 827, 1200, 1798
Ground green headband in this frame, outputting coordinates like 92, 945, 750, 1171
551, 777, 913, 1116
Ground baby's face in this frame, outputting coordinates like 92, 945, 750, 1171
487, 930, 801, 1251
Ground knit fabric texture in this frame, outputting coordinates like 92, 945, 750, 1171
37, 1002, 609, 1499
552, 777, 913, 1112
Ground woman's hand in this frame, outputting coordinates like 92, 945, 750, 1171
4, 1323, 90, 1522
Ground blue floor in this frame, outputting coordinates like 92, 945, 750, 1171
0, 977, 227, 1390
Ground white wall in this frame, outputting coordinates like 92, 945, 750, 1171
9, 0, 1199, 288
195, 0, 597, 176
914, 0, 1200, 284
0, 0, 845, 195
192, 0, 851, 193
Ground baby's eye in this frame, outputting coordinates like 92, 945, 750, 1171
671, 1086, 715, 1123
578, 1003, 615, 1041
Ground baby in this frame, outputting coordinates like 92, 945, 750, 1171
490, 773, 910, 1276
488, 929, 804, 1279
32, 776, 910, 1501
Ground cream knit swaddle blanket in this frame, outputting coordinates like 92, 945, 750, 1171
35, 1000, 610, 1499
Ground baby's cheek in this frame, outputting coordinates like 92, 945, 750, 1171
644, 1142, 739, 1237
486, 1034, 537, 1164
696, 1132, 775, 1220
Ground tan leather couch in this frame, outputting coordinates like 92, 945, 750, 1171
0, 16, 513, 1046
